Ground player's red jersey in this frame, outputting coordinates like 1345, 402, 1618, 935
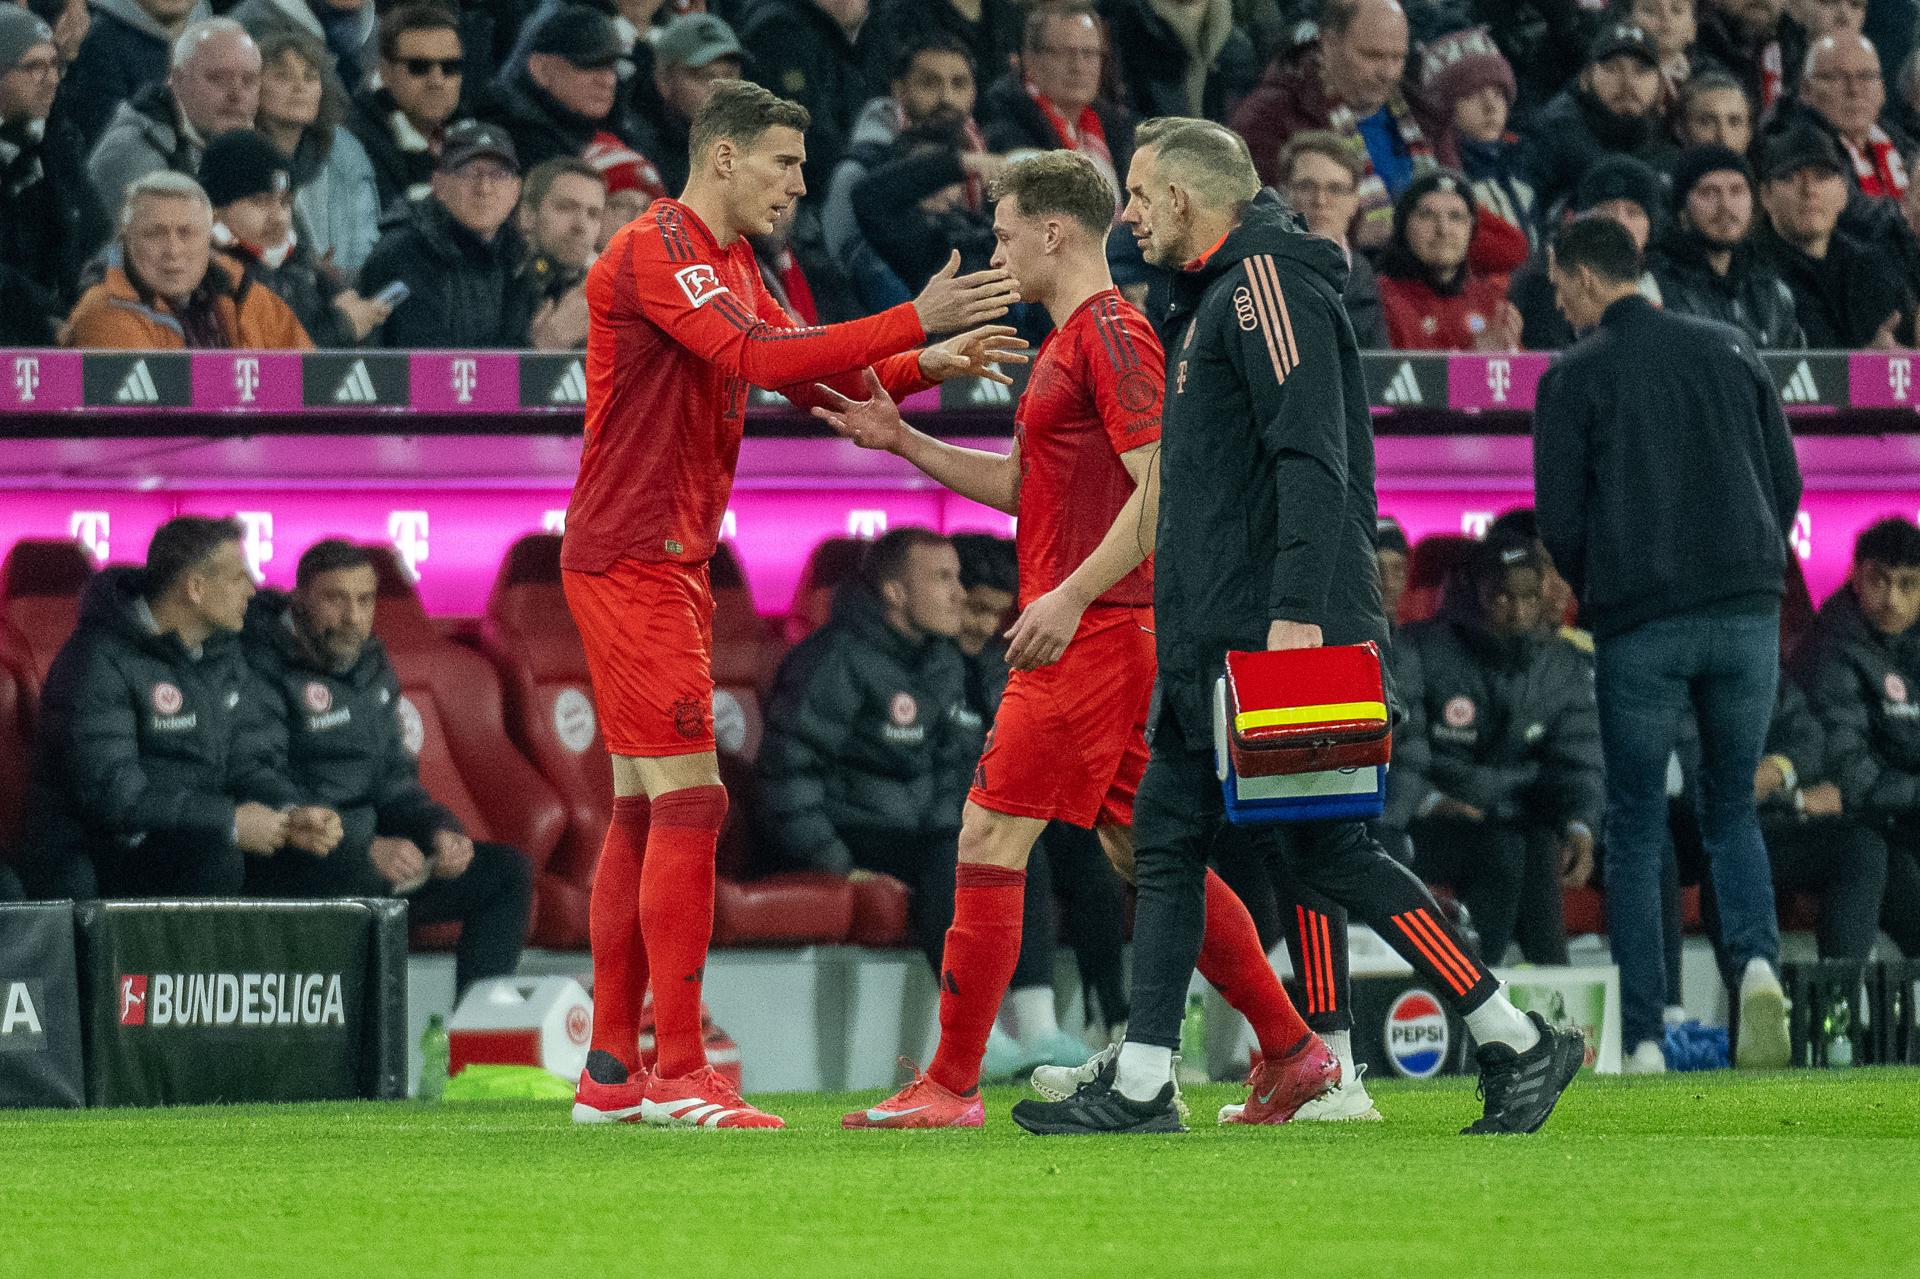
1012, 289, 1162, 609
563, 198, 931, 574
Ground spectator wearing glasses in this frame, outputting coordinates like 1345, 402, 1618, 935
60, 0, 210, 148
1774, 34, 1910, 205
1275, 131, 1387, 347
66, 170, 311, 349
357, 119, 538, 347
88, 18, 260, 219
0, 6, 110, 346
980, 2, 1134, 200
252, 27, 381, 271
346, 4, 464, 209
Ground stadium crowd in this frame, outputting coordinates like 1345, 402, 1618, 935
8, 0, 1920, 350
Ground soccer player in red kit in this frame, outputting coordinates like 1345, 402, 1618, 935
563, 80, 1025, 1129
816, 151, 1335, 1131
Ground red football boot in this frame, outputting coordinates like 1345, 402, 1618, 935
1219, 1034, 1340, 1125
572, 1068, 649, 1124
642, 1066, 786, 1129
842, 1068, 985, 1130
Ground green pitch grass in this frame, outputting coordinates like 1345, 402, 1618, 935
7, 1070, 1918, 1279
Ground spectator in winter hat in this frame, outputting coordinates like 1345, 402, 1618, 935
1519, 22, 1680, 223
0, 5, 112, 345
1649, 142, 1805, 346
1510, 154, 1668, 349
1421, 25, 1534, 250
1376, 168, 1522, 350
583, 134, 663, 250
636, 12, 744, 196
201, 127, 389, 346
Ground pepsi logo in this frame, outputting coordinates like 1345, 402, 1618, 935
1887, 673, 1908, 704
303, 682, 331, 713
890, 692, 918, 727
1384, 988, 1449, 1078
152, 683, 183, 715
1443, 696, 1476, 728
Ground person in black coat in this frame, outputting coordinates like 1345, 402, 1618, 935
1517, 23, 1679, 222
1510, 153, 1664, 351
1754, 126, 1912, 346
851, 115, 1000, 293
58, 0, 209, 149
345, 3, 467, 211
1649, 143, 1806, 348
0, 8, 111, 345
15, 518, 326, 901
242, 542, 532, 993
1534, 213, 1802, 1069
1801, 517, 1920, 959
474, 5, 649, 172
737, 0, 877, 192
978, 4, 1134, 185
357, 120, 539, 347
1393, 533, 1603, 965
1018, 122, 1578, 1135
1101, 0, 1260, 124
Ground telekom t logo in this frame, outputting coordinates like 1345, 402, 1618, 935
388, 510, 430, 580
451, 359, 478, 404
1485, 358, 1512, 403
1892, 357, 1914, 402
234, 357, 261, 404
847, 510, 889, 538
13, 355, 40, 403
70, 511, 110, 565
1460, 511, 1494, 538
235, 511, 274, 580
542, 509, 567, 534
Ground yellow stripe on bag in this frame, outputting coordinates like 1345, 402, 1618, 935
1235, 701, 1387, 732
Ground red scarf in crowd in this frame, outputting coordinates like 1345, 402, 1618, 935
1841, 125, 1909, 200
1025, 81, 1117, 196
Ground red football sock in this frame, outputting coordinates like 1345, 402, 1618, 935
927, 863, 1027, 1096
1198, 869, 1310, 1058
637, 785, 726, 1080
586, 794, 650, 1076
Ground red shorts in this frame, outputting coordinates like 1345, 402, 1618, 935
969, 605, 1155, 828
563, 557, 715, 757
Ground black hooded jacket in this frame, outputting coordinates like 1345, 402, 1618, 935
474, 70, 649, 173
1518, 86, 1679, 222
1154, 188, 1390, 742
241, 591, 460, 873
754, 581, 978, 873
1801, 586, 1920, 823
1649, 229, 1806, 350
357, 196, 538, 348
20, 569, 295, 879
1392, 591, 1603, 829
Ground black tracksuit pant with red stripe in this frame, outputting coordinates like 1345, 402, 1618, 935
1129, 710, 1499, 1051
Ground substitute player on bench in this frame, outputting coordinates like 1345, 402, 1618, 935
817, 151, 1335, 1130
565, 80, 1025, 1130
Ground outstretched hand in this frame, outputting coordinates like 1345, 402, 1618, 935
918, 325, 1030, 385
912, 250, 1023, 335
811, 368, 908, 452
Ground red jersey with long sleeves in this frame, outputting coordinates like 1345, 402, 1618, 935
1012, 289, 1162, 610
563, 198, 928, 573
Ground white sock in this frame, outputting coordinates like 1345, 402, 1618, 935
1463, 989, 1541, 1054
1325, 1029, 1356, 1084
1114, 1042, 1172, 1101
1740, 958, 1779, 992
1008, 986, 1059, 1043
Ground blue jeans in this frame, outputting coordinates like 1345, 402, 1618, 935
1595, 611, 1782, 1049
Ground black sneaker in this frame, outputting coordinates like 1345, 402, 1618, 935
1010, 1051, 1187, 1135
1462, 1010, 1584, 1135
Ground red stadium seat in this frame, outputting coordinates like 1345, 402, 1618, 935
784, 536, 866, 643
0, 660, 30, 865
480, 536, 850, 948
480, 534, 606, 948
846, 872, 912, 947
1399, 534, 1474, 624
367, 546, 568, 952
710, 542, 783, 698
1, 539, 94, 725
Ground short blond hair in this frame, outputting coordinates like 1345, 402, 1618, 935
990, 150, 1116, 237
1141, 120, 1259, 212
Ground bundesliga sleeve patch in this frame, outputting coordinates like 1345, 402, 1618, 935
675, 264, 731, 309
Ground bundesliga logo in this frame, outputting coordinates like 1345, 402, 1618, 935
116, 971, 347, 1028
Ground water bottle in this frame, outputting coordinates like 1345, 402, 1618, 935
419, 1013, 450, 1102
1176, 993, 1208, 1084
1824, 996, 1853, 1068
